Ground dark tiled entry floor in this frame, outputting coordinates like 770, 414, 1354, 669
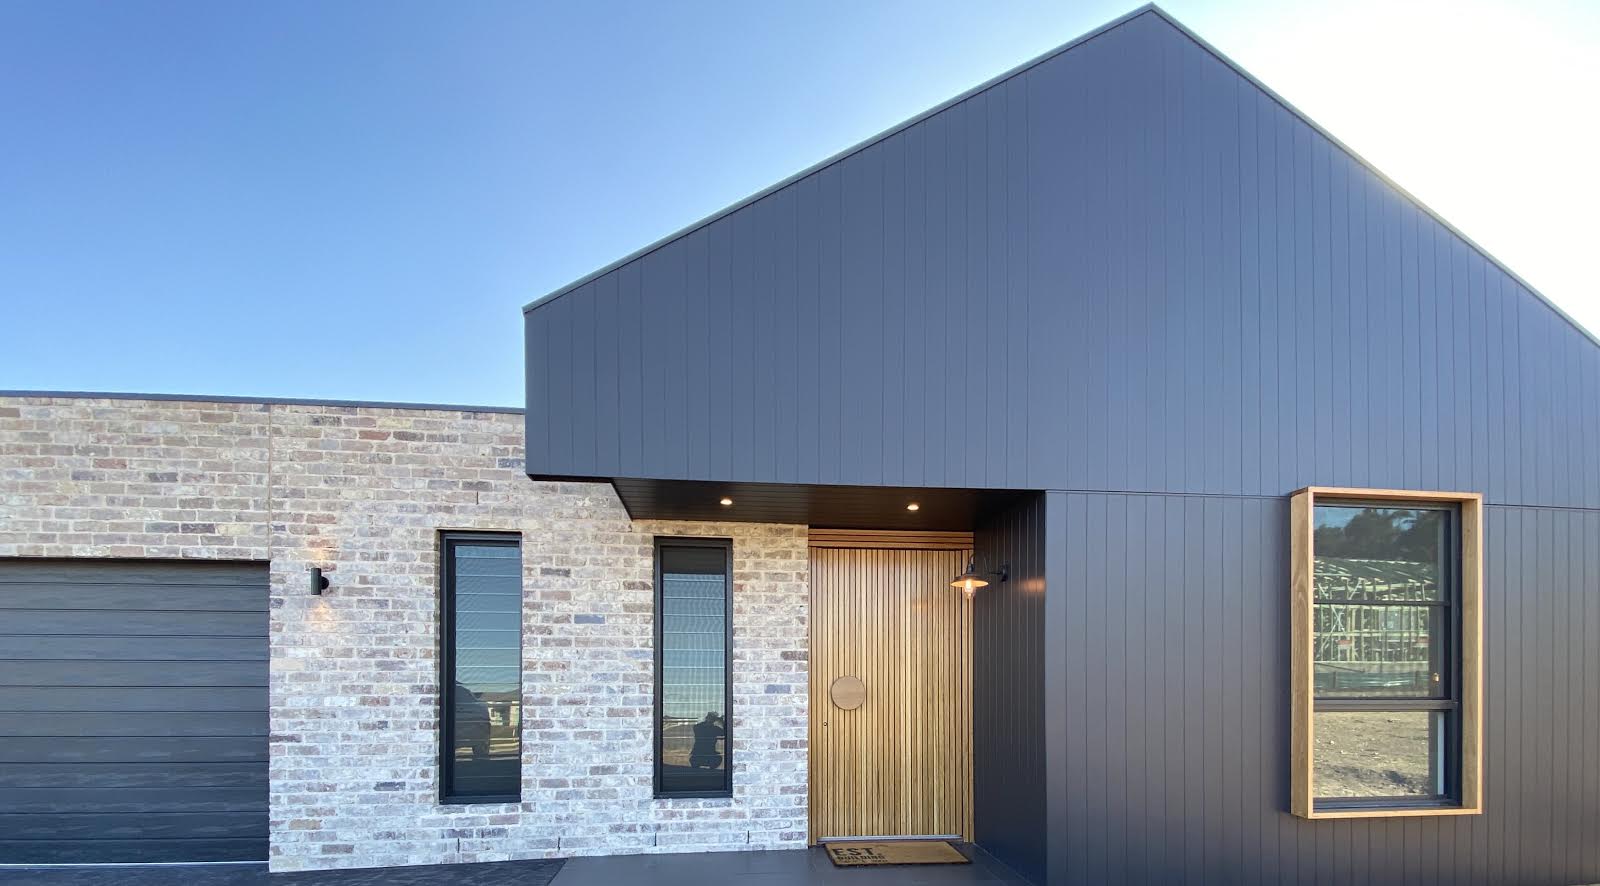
553, 846, 1032, 886
0, 858, 564, 886
0, 846, 1030, 886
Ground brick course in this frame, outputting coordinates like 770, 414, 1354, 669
0, 395, 809, 871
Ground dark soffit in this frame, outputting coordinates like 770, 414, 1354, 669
595, 477, 1033, 530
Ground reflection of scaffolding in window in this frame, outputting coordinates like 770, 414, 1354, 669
1313, 558, 1434, 679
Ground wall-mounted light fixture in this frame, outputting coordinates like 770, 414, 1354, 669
311, 567, 330, 596
719, 497, 734, 507
950, 558, 1008, 601
905, 502, 920, 512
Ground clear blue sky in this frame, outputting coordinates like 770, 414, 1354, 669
3, 1, 1595, 407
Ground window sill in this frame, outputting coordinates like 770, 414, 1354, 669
1301, 804, 1481, 820
653, 791, 734, 801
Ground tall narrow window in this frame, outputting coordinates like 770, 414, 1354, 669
1291, 488, 1483, 818
441, 533, 522, 803
654, 538, 732, 798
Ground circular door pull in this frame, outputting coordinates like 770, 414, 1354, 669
829, 675, 866, 711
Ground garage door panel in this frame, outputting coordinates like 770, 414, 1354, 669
0, 736, 268, 764
0, 838, 266, 864
0, 635, 267, 661
0, 786, 266, 814
0, 711, 269, 738
0, 560, 268, 863
0, 583, 268, 612
0, 685, 266, 712
0, 610, 266, 637
0, 561, 264, 587
0, 660, 266, 688
0, 812, 265, 842
0, 762, 266, 789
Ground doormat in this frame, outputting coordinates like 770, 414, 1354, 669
825, 840, 971, 866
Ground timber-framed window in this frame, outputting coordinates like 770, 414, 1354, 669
1291, 488, 1482, 818
653, 537, 733, 798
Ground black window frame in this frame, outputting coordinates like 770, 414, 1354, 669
652, 536, 734, 799
439, 531, 523, 805
1311, 500, 1462, 811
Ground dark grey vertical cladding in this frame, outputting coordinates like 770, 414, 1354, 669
1044, 494, 1600, 886
0, 560, 268, 864
525, 9, 1600, 511
972, 494, 1046, 883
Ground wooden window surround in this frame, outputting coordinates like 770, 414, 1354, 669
1290, 487, 1483, 819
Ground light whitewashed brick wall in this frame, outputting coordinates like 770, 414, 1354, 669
0, 395, 809, 872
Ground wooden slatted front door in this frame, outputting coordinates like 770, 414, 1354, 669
808, 545, 973, 842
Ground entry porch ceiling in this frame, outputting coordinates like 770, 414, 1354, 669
595, 477, 1032, 530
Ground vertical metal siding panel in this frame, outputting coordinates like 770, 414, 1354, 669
1025, 59, 1069, 489
941, 105, 968, 488
1311, 123, 1335, 490
1395, 201, 1420, 489
1580, 505, 1593, 876
1124, 495, 1150, 882
705, 224, 734, 480
1004, 78, 1030, 490
617, 263, 644, 473
840, 143, 882, 486
545, 291, 576, 474
1063, 493, 1087, 883
592, 274, 621, 475
1467, 257, 1492, 502
681, 232, 709, 479
666, 242, 694, 478
1084, 495, 1109, 884
1201, 497, 1225, 880
1330, 149, 1352, 486
792, 179, 820, 485
1102, 45, 1130, 495
922, 113, 950, 488
1163, 35, 1190, 494
779, 191, 804, 485
961, 96, 988, 488
1379, 182, 1408, 489
570, 274, 598, 477
1272, 105, 1299, 493
1417, 211, 1441, 493
1217, 63, 1245, 500
901, 130, 928, 486
1250, 89, 1281, 496
983, 88, 1009, 489
815, 166, 842, 486
754, 202, 780, 483
1085, 41, 1112, 497
731, 214, 759, 482
881, 135, 907, 489
523, 311, 549, 476
636, 254, 666, 477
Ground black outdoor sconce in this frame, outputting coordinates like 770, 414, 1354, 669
950, 558, 1009, 601
311, 567, 330, 596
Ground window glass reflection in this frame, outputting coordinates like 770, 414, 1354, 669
1313, 710, 1445, 799
447, 542, 521, 800
658, 545, 728, 795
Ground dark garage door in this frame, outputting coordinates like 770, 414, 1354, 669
0, 560, 268, 864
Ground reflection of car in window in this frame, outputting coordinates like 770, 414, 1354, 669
453, 682, 491, 760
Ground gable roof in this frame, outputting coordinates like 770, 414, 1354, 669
524, 3, 1597, 351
